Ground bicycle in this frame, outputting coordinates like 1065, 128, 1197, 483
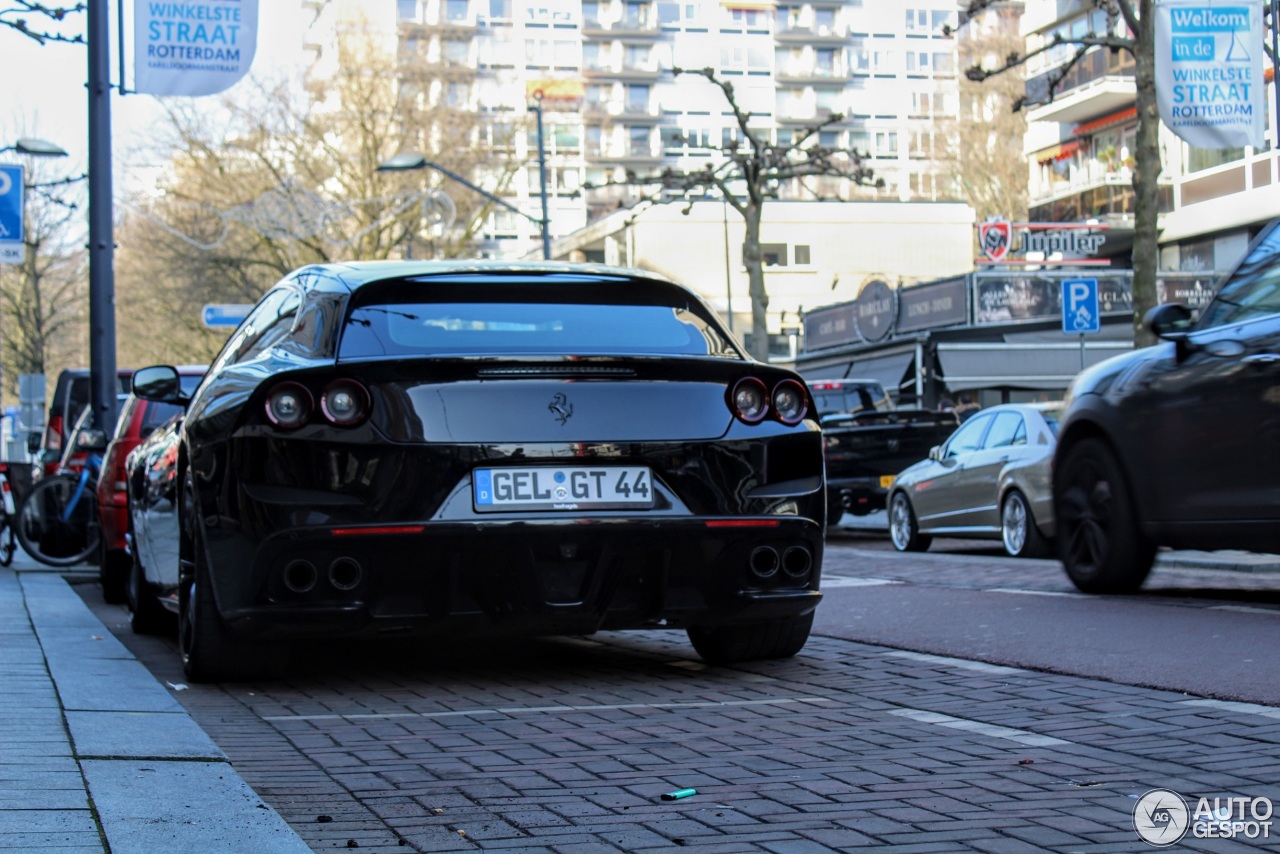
0, 463, 18, 567
16, 449, 103, 567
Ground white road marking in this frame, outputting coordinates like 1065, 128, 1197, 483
881, 650, 1026, 675
889, 708, 1069, 747
261, 695, 836, 722
986, 588, 1075, 597
1182, 699, 1280, 720
821, 576, 901, 588
1209, 605, 1280, 615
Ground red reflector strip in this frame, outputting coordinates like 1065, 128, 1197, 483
704, 520, 782, 528
331, 525, 425, 536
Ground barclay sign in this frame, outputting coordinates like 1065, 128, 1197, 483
976, 217, 1111, 266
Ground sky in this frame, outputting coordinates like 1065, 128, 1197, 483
0, 2, 306, 190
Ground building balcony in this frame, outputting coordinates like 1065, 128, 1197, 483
774, 25, 851, 44
583, 101, 662, 122
584, 146, 664, 165
775, 106, 845, 125
1029, 170, 1173, 223
581, 14, 661, 38
774, 65, 846, 84
582, 63, 663, 81
1024, 48, 1135, 124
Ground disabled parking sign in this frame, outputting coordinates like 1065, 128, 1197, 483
1062, 278, 1100, 334
0, 164, 24, 264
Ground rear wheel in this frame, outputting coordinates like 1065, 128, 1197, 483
16, 474, 101, 567
100, 546, 129, 604
178, 474, 286, 682
1001, 489, 1050, 558
687, 612, 814, 665
888, 491, 931, 552
1053, 438, 1156, 593
0, 517, 15, 567
127, 540, 171, 636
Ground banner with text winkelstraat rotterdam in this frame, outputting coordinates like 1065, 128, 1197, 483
134, 0, 259, 96
1155, 0, 1266, 149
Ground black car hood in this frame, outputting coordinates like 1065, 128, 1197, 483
1066, 339, 1176, 403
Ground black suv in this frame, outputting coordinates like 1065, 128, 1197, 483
1052, 219, 1280, 593
35, 369, 133, 476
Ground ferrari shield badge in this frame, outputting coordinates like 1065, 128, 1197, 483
979, 217, 1012, 262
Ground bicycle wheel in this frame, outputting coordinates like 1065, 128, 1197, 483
16, 474, 102, 567
0, 516, 14, 566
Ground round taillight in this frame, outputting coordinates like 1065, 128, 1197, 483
772, 379, 808, 425
320, 379, 370, 427
730, 377, 769, 424
265, 382, 313, 430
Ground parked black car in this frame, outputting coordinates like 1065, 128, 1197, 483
131, 261, 826, 681
1052, 219, 1280, 593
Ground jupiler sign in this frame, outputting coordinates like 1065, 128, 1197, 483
976, 217, 1111, 267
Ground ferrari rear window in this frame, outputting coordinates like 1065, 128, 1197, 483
339, 301, 739, 359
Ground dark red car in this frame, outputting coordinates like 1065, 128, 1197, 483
97, 366, 205, 603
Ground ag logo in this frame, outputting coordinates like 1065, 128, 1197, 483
1133, 788, 1189, 846
979, 217, 1012, 262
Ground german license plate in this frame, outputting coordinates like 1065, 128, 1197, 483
473, 466, 654, 512
879, 475, 895, 488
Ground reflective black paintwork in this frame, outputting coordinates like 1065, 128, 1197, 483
1055, 220, 1280, 553
128, 261, 825, 645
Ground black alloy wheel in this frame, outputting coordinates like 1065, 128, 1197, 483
1053, 437, 1155, 593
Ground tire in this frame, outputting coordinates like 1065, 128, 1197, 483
0, 518, 15, 567
1001, 489, 1050, 558
178, 474, 286, 682
687, 612, 814, 665
1053, 437, 1156, 593
888, 491, 931, 552
100, 546, 130, 605
16, 474, 102, 567
127, 539, 171, 636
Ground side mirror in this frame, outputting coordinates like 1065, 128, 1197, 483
75, 429, 109, 453
1144, 302, 1194, 340
133, 365, 184, 404
928, 445, 941, 462
26, 432, 41, 454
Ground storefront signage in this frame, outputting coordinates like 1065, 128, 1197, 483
898, 277, 968, 333
802, 303, 855, 351
976, 218, 1111, 266
974, 272, 1132, 325
853, 280, 897, 343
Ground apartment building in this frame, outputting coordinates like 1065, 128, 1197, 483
303, 0, 967, 259
1022, 0, 1279, 300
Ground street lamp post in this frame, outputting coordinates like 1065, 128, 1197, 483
0, 138, 70, 158
377, 102, 551, 259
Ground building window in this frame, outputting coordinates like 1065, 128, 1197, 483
760, 243, 788, 266
398, 0, 419, 21
445, 0, 469, 22
795, 245, 811, 265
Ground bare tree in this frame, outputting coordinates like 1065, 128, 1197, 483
588, 67, 881, 362
952, 0, 1160, 344
0, 1, 83, 44
114, 32, 525, 367
947, 3, 1028, 223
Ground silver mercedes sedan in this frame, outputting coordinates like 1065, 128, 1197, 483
887, 402, 1064, 558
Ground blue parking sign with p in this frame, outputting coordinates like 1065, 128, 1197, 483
1062, 277, 1100, 334
0, 164, 24, 246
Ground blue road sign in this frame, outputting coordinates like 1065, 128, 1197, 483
0, 164, 25, 264
1062, 277, 1101, 334
202, 304, 252, 328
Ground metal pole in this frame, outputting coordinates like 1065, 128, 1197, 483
532, 97, 551, 259
88, 0, 118, 434
1080, 333, 1086, 372
1272, 0, 1279, 148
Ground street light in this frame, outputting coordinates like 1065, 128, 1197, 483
0, 137, 69, 158
376, 106, 551, 260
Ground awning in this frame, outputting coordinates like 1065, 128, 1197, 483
1073, 106, 1138, 137
1035, 140, 1081, 163
936, 342, 1131, 392
841, 349, 917, 396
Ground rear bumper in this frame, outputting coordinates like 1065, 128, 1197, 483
827, 477, 891, 516
205, 517, 824, 640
